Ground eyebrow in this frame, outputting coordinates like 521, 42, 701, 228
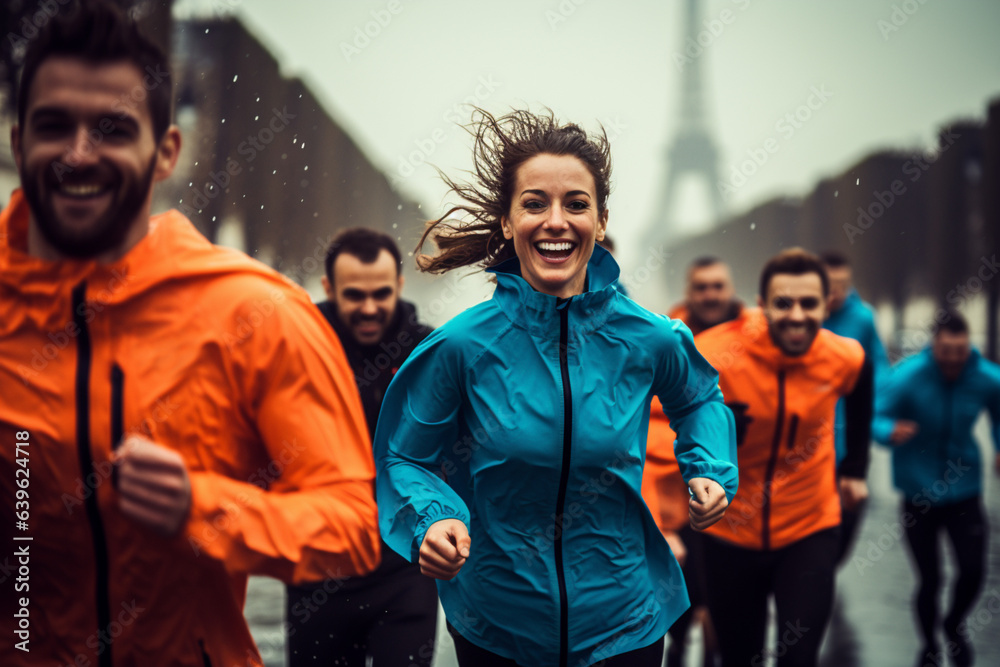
519, 189, 593, 197
29, 106, 141, 133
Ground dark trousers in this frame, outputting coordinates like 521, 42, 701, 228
447, 623, 665, 667
286, 547, 438, 667
901, 496, 987, 650
667, 525, 715, 665
703, 527, 840, 667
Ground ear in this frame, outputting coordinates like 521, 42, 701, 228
500, 216, 513, 240
397, 274, 406, 291
152, 125, 182, 183
595, 208, 609, 242
10, 125, 21, 172
321, 275, 334, 301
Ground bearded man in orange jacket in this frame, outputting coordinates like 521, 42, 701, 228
0, 3, 379, 666
696, 248, 873, 667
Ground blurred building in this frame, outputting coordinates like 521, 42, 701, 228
167, 16, 420, 292
649, 96, 1000, 361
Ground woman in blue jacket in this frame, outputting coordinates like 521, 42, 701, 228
374, 108, 739, 667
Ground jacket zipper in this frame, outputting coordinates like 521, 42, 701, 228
73, 283, 113, 667
762, 370, 786, 551
554, 301, 573, 667
199, 639, 214, 666
111, 364, 124, 488
786, 414, 799, 451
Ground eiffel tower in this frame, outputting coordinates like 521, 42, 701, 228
646, 0, 724, 244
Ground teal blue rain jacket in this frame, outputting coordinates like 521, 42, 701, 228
374, 246, 738, 666
823, 289, 889, 465
873, 347, 1000, 506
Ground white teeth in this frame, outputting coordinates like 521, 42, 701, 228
536, 241, 573, 251
60, 184, 103, 196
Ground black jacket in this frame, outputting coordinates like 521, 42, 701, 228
316, 298, 433, 439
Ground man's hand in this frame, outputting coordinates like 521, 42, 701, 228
889, 420, 919, 445
839, 477, 869, 512
689, 477, 728, 531
662, 530, 687, 566
419, 519, 470, 580
114, 435, 192, 537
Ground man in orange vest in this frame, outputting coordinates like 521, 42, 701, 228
695, 248, 872, 667
0, 3, 379, 665
648, 256, 747, 667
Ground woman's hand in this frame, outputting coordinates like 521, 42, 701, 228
419, 519, 471, 580
688, 477, 728, 531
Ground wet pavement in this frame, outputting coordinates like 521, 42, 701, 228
245, 419, 1000, 667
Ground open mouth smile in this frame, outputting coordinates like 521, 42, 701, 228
534, 240, 577, 263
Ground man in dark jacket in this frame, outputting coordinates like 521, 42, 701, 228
286, 228, 437, 666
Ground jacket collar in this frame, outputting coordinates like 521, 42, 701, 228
485, 244, 622, 338
738, 308, 831, 370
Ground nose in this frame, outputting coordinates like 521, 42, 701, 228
64, 126, 99, 168
542, 204, 569, 231
789, 303, 806, 320
360, 298, 378, 316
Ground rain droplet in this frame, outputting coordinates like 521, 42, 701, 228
254, 115, 259, 121
232, 75, 238, 83
834, 190, 839, 197
750, 223, 756, 230
303, 165, 309, 171
255, 97, 260, 102
260, 205, 264, 210
221, 118, 226, 124
272, 170, 277, 175
397, 204, 402, 210
392, 223, 398, 229
204, 28, 210, 34
211, 216, 216, 222
856, 178, 860, 185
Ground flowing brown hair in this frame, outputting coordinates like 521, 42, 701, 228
416, 107, 612, 274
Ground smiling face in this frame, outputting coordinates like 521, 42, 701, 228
933, 330, 971, 382
500, 153, 608, 299
327, 249, 403, 346
687, 262, 736, 327
759, 272, 828, 357
12, 57, 179, 262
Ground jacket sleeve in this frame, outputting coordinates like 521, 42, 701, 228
373, 330, 472, 562
183, 288, 380, 585
872, 359, 905, 446
653, 320, 739, 502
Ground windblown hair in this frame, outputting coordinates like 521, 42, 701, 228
17, 0, 173, 142
416, 107, 612, 274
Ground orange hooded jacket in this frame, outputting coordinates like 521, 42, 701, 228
696, 309, 864, 550
0, 191, 380, 666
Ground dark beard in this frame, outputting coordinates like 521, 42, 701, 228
20, 155, 157, 260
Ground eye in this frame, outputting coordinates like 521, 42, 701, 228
567, 200, 590, 211
523, 200, 545, 210
774, 297, 792, 310
341, 289, 365, 303
372, 288, 393, 300
800, 298, 820, 309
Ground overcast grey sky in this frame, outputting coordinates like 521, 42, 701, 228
176, 0, 999, 293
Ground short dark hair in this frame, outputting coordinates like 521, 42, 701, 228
819, 250, 850, 269
324, 228, 403, 283
759, 248, 829, 299
933, 310, 969, 337
690, 256, 724, 270
17, 1, 173, 142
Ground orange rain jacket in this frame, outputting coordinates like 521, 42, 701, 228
643, 307, 751, 534
0, 191, 380, 667
697, 309, 865, 550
